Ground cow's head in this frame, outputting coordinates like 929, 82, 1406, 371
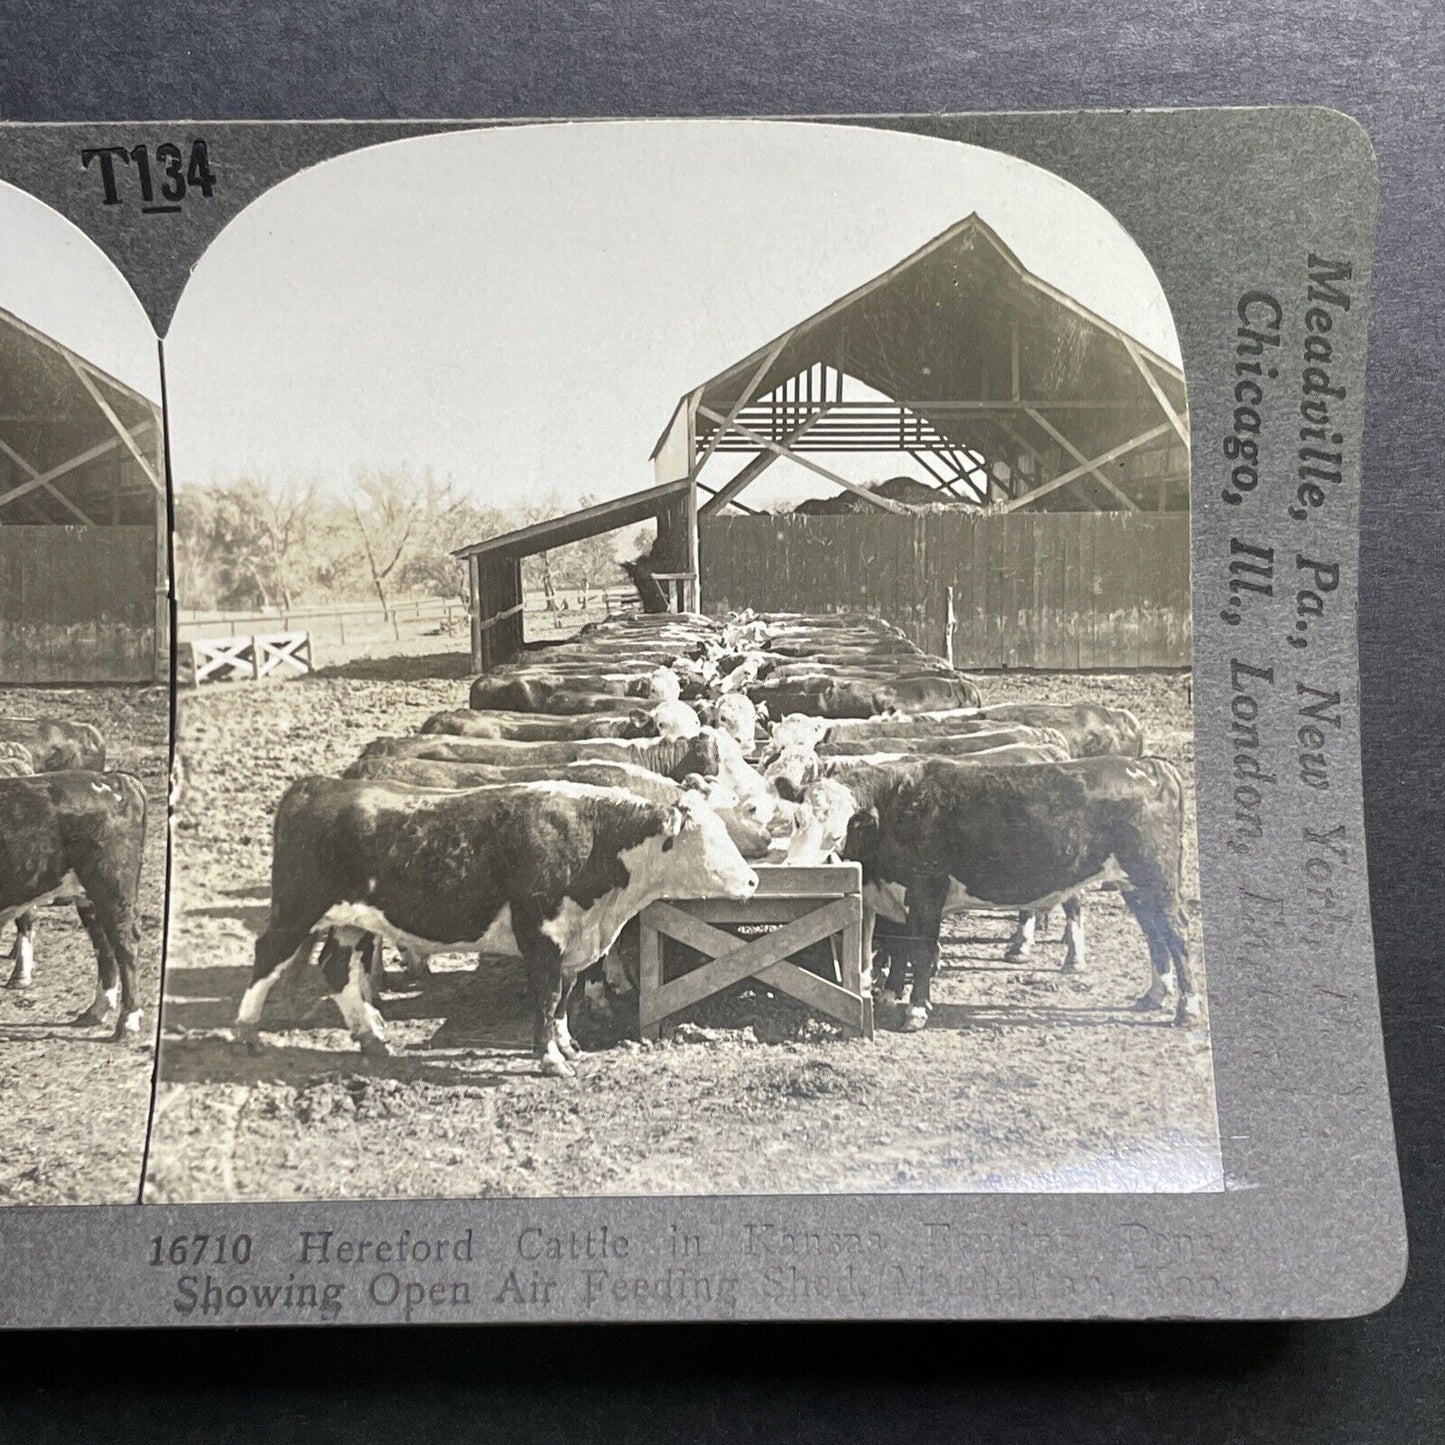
769, 714, 830, 753
676, 729, 721, 779
783, 778, 859, 865
713, 693, 759, 749
651, 700, 701, 740
763, 747, 821, 801
658, 791, 760, 898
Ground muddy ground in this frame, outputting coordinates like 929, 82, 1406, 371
147, 656, 1219, 1202
0, 686, 170, 1205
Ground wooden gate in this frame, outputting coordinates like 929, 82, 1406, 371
699, 511, 1190, 669
0, 526, 160, 683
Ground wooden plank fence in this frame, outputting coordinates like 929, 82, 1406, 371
0, 526, 160, 684
700, 512, 1191, 669
178, 632, 314, 687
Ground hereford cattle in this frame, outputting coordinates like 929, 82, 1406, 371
358, 730, 721, 781
238, 779, 759, 1072
342, 756, 773, 859
0, 718, 105, 773
419, 708, 657, 741
764, 741, 1067, 799
817, 726, 1064, 758
0, 770, 147, 1037
918, 703, 1145, 758
785, 755, 1195, 1031
748, 672, 981, 719
705, 693, 760, 749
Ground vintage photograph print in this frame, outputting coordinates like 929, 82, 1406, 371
148, 121, 1216, 1203
0, 182, 168, 1204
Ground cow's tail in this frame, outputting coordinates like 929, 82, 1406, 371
1120, 707, 1146, 757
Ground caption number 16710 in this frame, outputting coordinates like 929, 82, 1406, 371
80, 139, 216, 215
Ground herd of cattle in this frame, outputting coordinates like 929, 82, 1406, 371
236, 609, 1199, 1078
0, 718, 148, 1040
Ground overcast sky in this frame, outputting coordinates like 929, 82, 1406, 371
0, 121, 1182, 512
0, 181, 160, 400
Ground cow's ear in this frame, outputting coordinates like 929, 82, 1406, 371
772, 774, 803, 803
844, 808, 881, 860
661, 805, 686, 846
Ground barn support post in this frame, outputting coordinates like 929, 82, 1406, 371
468, 553, 482, 672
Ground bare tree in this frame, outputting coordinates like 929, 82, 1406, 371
347, 468, 437, 619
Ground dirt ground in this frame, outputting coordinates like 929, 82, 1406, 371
0, 686, 170, 1205
146, 659, 1219, 1203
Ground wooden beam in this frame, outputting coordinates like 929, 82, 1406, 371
0, 429, 151, 518
691, 333, 792, 482
698, 410, 827, 517
65, 356, 163, 493
1023, 408, 1140, 512
1122, 336, 1190, 446
1001, 423, 1172, 513
696, 406, 912, 515
0, 439, 95, 524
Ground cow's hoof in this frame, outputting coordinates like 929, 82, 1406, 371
3, 971, 32, 991
900, 1006, 929, 1033
1175, 995, 1205, 1028
877, 989, 904, 1012
71, 1006, 108, 1028
356, 1034, 391, 1059
1003, 947, 1029, 965
1132, 989, 1174, 1013
232, 1025, 265, 1054
110, 1012, 142, 1042
539, 1054, 576, 1079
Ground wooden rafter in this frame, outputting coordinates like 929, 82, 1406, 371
1023, 408, 1140, 512
0, 425, 154, 521
697, 410, 829, 517
1122, 336, 1190, 446
65, 355, 163, 494
696, 406, 911, 515
0, 438, 96, 524
691, 334, 793, 482
1001, 423, 1172, 514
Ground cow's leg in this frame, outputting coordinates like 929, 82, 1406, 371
322, 928, 390, 1058
235, 922, 314, 1051
1004, 911, 1036, 964
900, 875, 949, 1033
876, 916, 909, 1013
71, 901, 120, 1026
1060, 897, 1085, 972
4, 913, 36, 989
552, 972, 581, 1060
528, 953, 574, 1077
860, 905, 876, 995
399, 945, 433, 982
73, 867, 143, 1041
1163, 906, 1202, 1027
1123, 892, 1177, 1013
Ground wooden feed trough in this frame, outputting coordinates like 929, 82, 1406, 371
638, 862, 872, 1041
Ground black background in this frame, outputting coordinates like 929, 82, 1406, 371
0, 3, 1440, 1440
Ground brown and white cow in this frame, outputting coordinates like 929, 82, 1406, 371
0, 770, 147, 1037
237, 779, 759, 1073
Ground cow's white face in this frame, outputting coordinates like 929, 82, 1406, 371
771, 714, 830, 752
714, 694, 758, 748
707, 727, 776, 822
784, 779, 859, 865
762, 747, 820, 799
645, 667, 682, 703
651, 700, 701, 739
660, 791, 760, 899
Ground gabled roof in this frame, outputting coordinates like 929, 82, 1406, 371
653, 213, 1186, 474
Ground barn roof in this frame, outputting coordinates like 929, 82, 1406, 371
0, 306, 164, 526
653, 213, 1189, 513
453, 477, 692, 560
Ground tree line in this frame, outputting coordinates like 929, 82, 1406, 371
174, 469, 650, 617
